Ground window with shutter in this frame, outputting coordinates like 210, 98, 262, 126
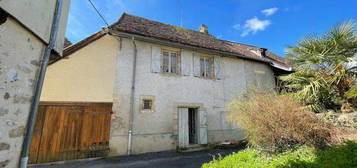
171, 52, 177, 73
199, 56, 214, 78
162, 51, 170, 73
161, 49, 180, 74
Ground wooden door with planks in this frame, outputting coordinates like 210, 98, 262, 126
29, 102, 112, 164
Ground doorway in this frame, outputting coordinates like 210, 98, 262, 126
178, 107, 205, 148
188, 108, 198, 144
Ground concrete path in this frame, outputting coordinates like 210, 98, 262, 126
29, 146, 243, 168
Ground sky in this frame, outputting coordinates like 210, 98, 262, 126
66, 0, 357, 56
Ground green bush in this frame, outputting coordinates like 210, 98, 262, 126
202, 141, 357, 168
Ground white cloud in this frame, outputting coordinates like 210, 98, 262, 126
233, 24, 241, 30
261, 7, 278, 16
241, 17, 271, 37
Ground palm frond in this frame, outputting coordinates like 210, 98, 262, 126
346, 85, 357, 99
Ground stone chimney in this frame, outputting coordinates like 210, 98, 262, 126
259, 48, 267, 57
199, 24, 208, 34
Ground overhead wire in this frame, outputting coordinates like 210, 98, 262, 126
87, 0, 110, 27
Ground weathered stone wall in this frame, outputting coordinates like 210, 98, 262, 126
0, 17, 45, 168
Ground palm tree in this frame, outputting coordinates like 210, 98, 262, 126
280, 21, 357, 112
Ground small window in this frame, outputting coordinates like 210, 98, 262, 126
162, 49, 180, 74
199, 56, 214, 78
143, 99, 152, 110
140, 96, 155, 113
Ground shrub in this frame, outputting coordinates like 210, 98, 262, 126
202, 141, 357, 168
228, 92, 340, 152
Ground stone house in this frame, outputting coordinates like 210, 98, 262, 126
0, 1, 70, 167
39, 13, 291, 160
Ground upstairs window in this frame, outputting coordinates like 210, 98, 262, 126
162, 49, 180, 74
199, 56, 214, 78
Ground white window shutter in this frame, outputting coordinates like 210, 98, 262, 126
178, 108, 189, 147
198, 109, 208, 144
193, 53, 201, 77
151, 46, 161, 73
214, 55, 222, 79
181, 50, 192, 76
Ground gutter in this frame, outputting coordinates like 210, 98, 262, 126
270, 62, 293, 72
128, 37, 138, 155
111, 33, 137, 155
19, 0, 63, 167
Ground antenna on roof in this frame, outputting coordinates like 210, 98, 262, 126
178, 0, 183, 27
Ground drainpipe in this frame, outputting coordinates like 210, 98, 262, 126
19, 0, 63, 167
127, 37, 137, 155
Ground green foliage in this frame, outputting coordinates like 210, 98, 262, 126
280, 21, 357, 112
202, 141, 357, 168
286, 21, 357, 68
202, 149, 269, 168
346, 85, 357, 99
279, 68, 333, 111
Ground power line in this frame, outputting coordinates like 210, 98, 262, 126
87, 0, 109, 26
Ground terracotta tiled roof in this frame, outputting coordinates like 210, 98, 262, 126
57, 13, 291, 71
110, 13, 291, 70
64, 38, 72, 48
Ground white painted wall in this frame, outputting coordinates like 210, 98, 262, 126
109, 37, 275, 155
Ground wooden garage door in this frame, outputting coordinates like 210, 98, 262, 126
29, 102, 112, 164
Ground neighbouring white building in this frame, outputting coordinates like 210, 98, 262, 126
39, 13, 292, 161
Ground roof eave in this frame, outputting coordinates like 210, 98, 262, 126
108, 29, 271, 65
48, 29, 107, 65
63, 30, 107, 56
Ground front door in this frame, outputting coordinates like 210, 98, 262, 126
178, 107, 207, 148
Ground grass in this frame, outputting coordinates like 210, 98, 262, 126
202, 141, 357, 168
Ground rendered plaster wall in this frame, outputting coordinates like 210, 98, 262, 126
0, 17, 45, 168
109, 37, 275, 155
0, 0, 71, 55
40, 35, 117, 102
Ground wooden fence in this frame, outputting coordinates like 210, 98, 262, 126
29, 102, 112, 164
